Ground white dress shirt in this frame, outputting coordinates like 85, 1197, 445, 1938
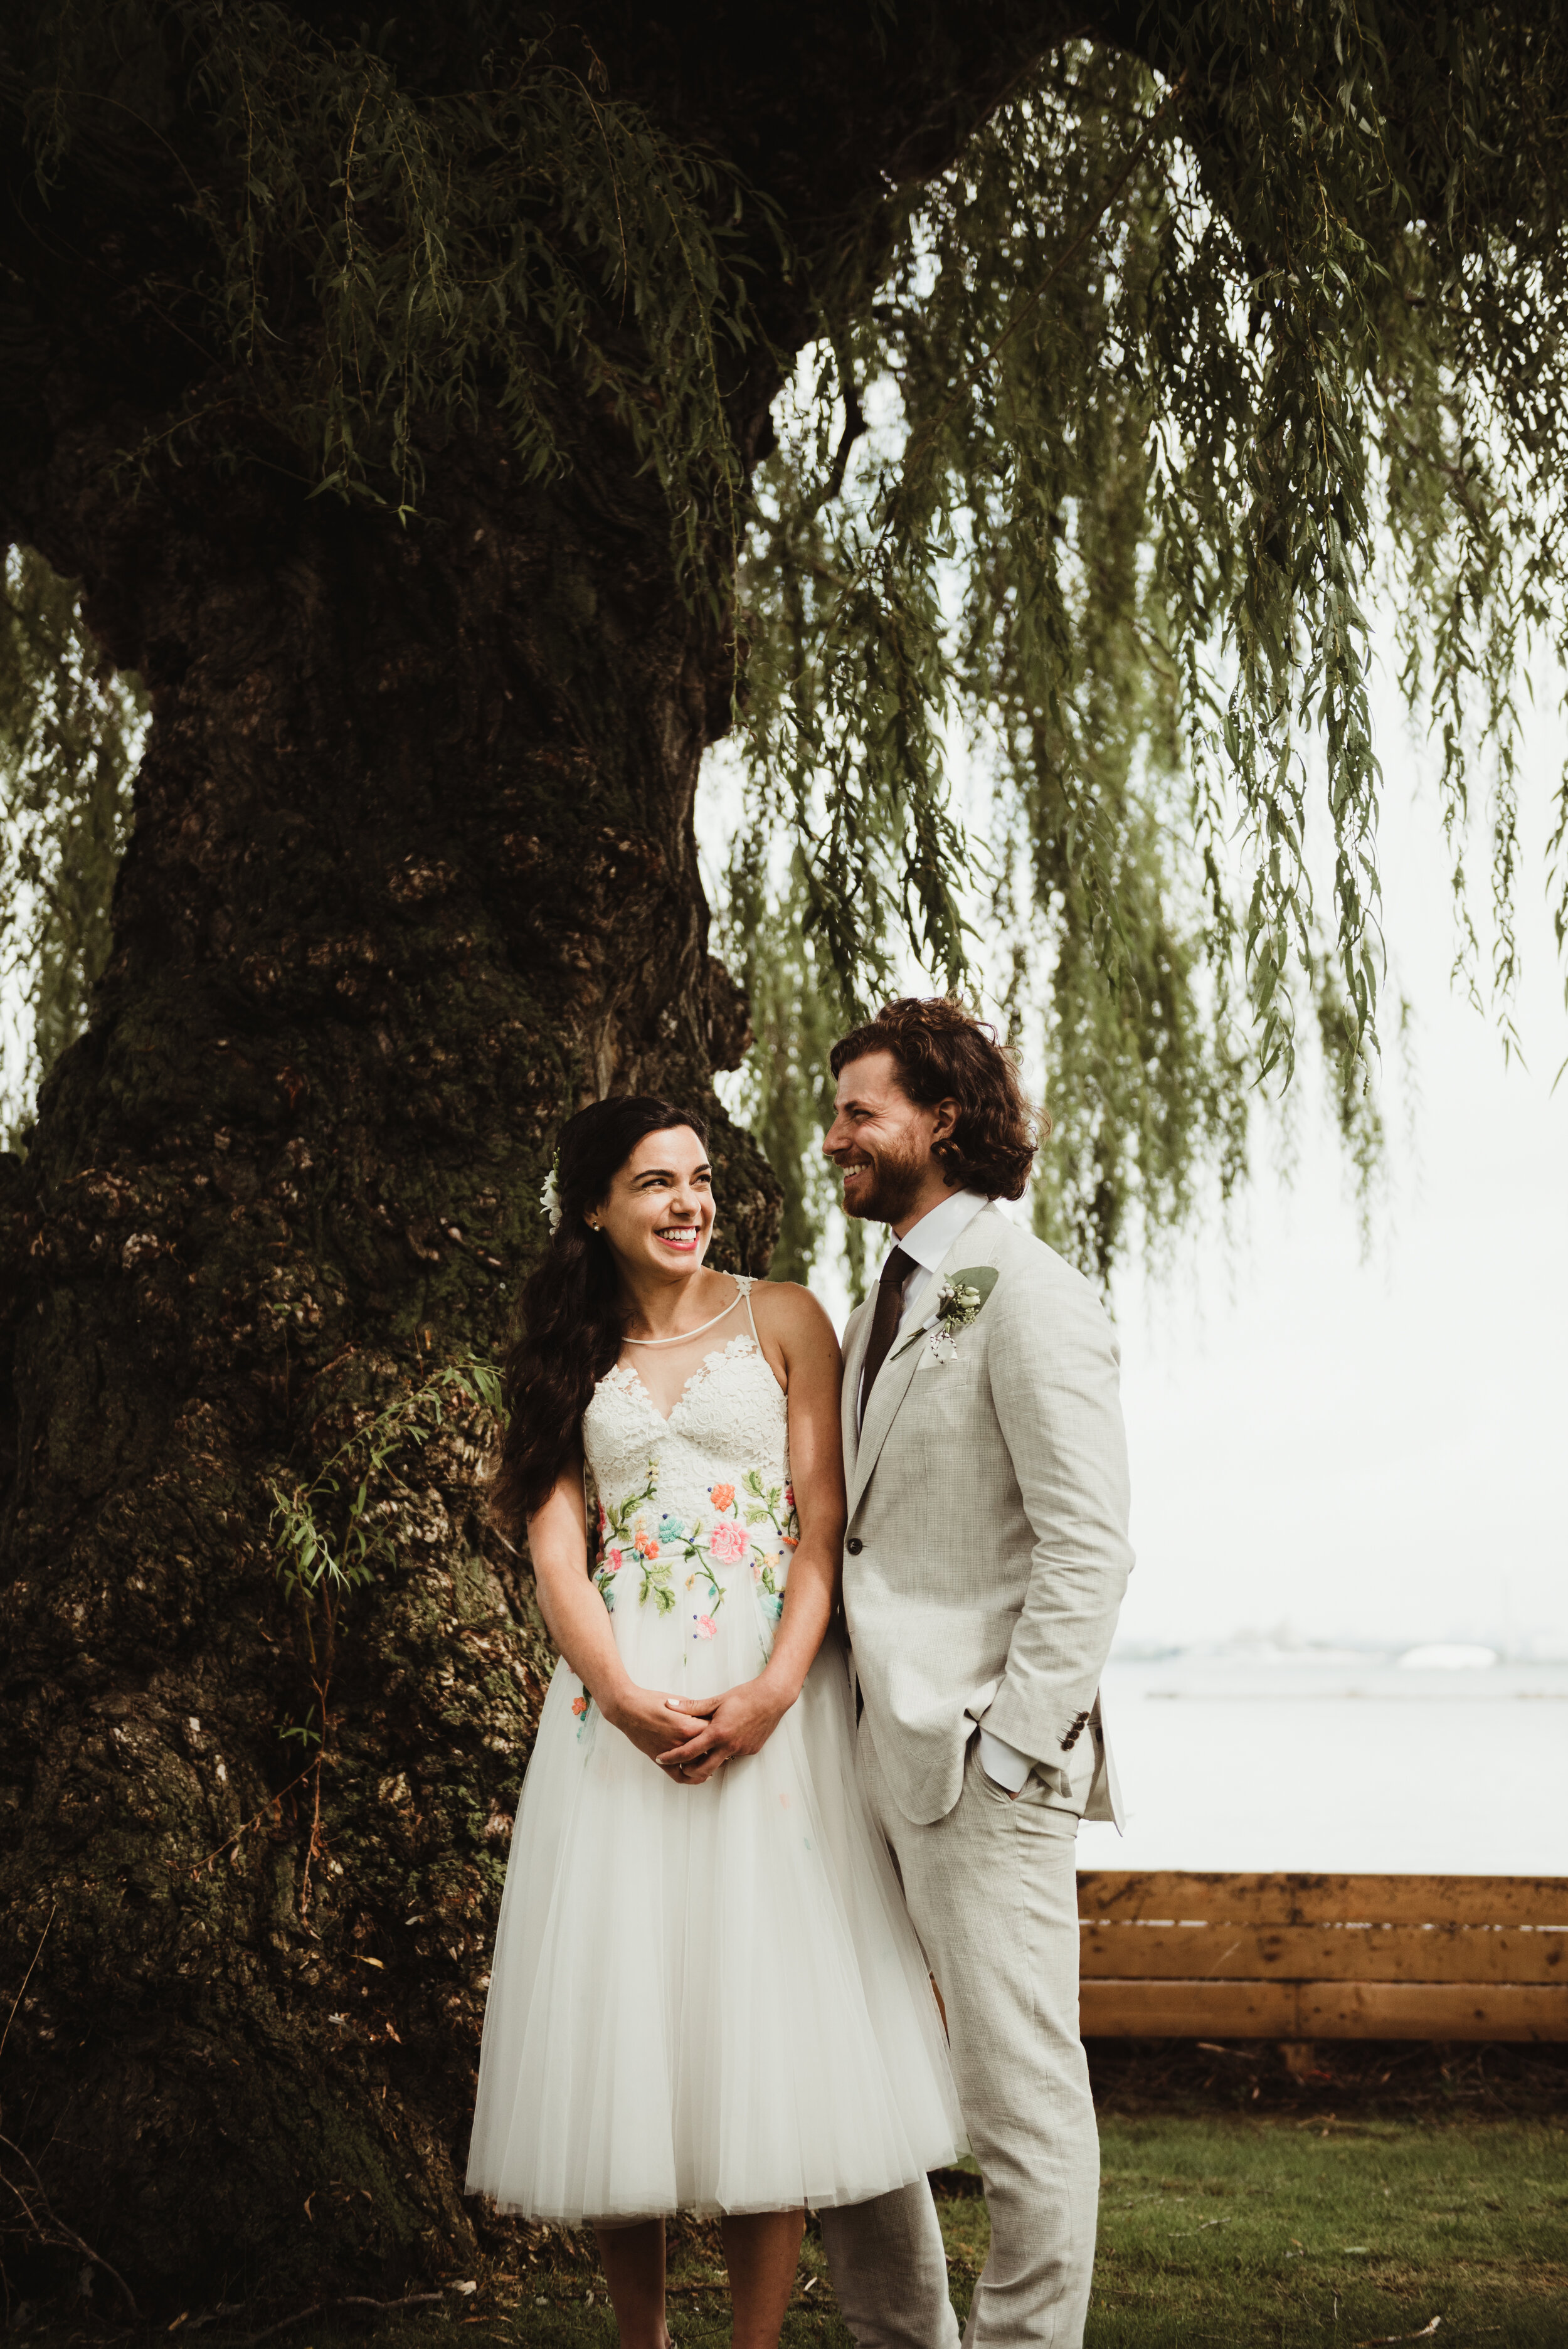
858, 1189, 1033, 1795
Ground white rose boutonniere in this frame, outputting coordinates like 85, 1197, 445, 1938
925, 1264, 1000, 1361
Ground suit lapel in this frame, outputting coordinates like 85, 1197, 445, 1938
840, 1297, 873, 1478
845, 1206, 1009, 1520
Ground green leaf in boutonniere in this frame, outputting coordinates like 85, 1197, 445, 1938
927, 1264, 999, 1360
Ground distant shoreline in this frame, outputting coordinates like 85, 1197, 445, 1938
1143, 1687, 1568, 1700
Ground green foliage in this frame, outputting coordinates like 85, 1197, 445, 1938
265, 1355, 502, 1793
19, 1, 767, 576
728, 14, 1568, 1276
0, 549, 145, 1150
268, 1357, 502, 1606
718, 830, 857, 1289
9, 3, 1568, 1275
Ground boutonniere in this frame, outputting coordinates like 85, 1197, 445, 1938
925, 1264, 999, 1361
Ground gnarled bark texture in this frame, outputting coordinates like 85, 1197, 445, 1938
0, 406, 776, 2301
0, 0, 1103, 2304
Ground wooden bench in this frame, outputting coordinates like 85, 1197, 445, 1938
1078, 1872, 1568, 2040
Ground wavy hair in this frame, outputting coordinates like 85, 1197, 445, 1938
492, 1096, 707, 1532
829, 996, 1038, 1200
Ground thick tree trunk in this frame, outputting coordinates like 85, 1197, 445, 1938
0, 409, 776, 2299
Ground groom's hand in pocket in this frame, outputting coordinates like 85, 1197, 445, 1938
657, 1682, 791, 1783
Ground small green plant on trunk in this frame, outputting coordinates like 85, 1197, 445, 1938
263, 1357, 504, 1911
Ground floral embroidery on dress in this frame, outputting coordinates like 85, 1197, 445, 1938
596, 1463, 677, 1612
585, 1397, 800, 1640
582, 1306, 798, 1660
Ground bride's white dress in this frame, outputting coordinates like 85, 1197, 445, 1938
466, 1279, 962, 2222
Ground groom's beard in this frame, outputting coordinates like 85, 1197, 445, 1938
837, 1139, 926, 1227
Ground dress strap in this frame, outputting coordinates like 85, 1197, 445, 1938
736, 1274, 761, 1349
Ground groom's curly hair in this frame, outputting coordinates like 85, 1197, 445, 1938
830, 996, 1040, 1200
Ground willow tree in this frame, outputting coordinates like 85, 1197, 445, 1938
2, 0, 1565, 2305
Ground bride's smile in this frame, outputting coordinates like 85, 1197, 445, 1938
653, 1224, 700, 1254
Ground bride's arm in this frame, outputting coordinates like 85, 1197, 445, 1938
527, 1461, 687, 1766
657, 1284, 845, 1784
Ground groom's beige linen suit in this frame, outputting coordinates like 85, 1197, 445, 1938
818, 1196, 1133, 2349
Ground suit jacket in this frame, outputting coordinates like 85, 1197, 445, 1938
840, 1202, 1133, 1828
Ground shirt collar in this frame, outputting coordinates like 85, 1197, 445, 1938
884, 1187, 990, 1280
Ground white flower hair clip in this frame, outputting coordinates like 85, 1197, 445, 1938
539, 1154, 563, 1234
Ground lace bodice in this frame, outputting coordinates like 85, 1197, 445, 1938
580, 1279, 798, 1664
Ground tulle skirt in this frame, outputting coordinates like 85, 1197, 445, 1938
465, 1633, 963, 2222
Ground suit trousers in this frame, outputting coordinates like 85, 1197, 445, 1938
819, 1721, 1099, 2349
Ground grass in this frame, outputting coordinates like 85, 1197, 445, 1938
125, 2111, 1559, 2349
1004, 2114, 1564, 2345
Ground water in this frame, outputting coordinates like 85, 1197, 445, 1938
1074, 1653, 1568, 1875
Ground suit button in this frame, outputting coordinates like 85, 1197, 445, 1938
845, 1537, 863, 1555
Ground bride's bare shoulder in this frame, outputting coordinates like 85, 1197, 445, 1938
746, 1278, 842, 1360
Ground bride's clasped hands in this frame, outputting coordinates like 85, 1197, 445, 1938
655, 1670, 800, 1783
585, 1669, 797, 1780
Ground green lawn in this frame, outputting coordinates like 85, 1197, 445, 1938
255, 2113, 1566, 2348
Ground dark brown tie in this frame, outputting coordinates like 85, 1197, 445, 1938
859, 1246, 915, 1415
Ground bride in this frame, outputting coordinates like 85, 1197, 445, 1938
467, 1095, 960, 2348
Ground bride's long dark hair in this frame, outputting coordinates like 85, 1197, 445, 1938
492, 1095, 709, 1532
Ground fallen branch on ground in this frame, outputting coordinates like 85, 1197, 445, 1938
241, 2290, 447, 2344
0, 2129, 138, 2318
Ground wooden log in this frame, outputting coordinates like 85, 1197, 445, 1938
1079, 1982, 1568, 2039
1076, 1872, 1568, 1929
1295, 1981, 1568, 2039
1078, 1922, 1568, 1984
1080, 1980, 1298, 2037
1080, 1978, 1568, 2040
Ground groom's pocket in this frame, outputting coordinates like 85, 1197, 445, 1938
909, 1346, 986, 1429
970, 1744, 1079, 1823
968, 1740, 1022, 1807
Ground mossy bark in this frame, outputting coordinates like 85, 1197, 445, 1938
0, 410, 776, 2301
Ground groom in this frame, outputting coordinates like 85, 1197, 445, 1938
815, 997, 1133, 2349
